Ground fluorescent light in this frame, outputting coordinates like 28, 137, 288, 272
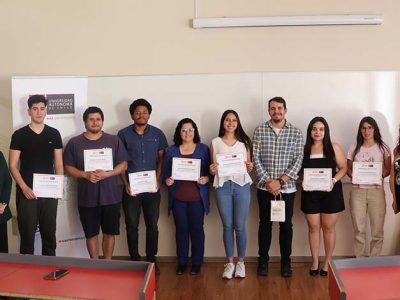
192, 15, 383, 28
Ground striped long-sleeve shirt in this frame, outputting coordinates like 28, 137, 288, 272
253, 120, 304, 192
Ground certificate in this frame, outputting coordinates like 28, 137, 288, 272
352, 162, 382, 185
128, 170, 157, 194
172, 157, 201, 181
303, 168, 332, 191
33, 174, 64, 199
84, 148, 113, 172
216, 153, 246, 177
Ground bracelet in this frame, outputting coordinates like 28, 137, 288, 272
332, 178, 338, 184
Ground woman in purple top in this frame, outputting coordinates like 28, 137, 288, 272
163, 118, 210, 276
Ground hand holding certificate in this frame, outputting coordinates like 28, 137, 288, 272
172, 157, 201, 181
352, 162, 382, 185
33, 174, 64, 199
303, 168, 332, 191
129, 170, 157, 195
84, 148, 113, 172
216, 153, 246, 177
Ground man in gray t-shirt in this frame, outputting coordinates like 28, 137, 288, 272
64, 106, 128, 259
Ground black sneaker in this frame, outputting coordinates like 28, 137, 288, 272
190, 264, 201, 275
281, 264, 292, 278
176, 264, 187, 275
131, 255, 141, 261
257, 261, 268, 276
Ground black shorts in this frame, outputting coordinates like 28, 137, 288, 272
301, 182, 345, 214
78, 203, 121, 238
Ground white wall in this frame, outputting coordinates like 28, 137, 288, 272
96, 71, 400, 258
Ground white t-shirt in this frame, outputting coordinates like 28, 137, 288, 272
211, 137, 252, 187
347, 143, 390, 189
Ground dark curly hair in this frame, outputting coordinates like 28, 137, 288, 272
173, 118, 201, 146
129, 98, 152, 115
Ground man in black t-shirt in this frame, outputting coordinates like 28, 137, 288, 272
9, 95, 63, 256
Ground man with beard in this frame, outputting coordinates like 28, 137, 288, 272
118, 98, 168, 274
253, 97, 303, 277
64, 106, 128, 259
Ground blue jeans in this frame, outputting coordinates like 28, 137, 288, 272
216, 181, 251, 258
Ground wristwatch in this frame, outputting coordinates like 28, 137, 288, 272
278, 178, 285, 186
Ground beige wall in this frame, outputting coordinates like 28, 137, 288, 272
1, 1, 400, 259
0, 1, 398, 78
1, 0, 399, 137
1, 1, 399, 97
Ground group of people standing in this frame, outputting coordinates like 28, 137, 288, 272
252, 98, 395, 278
0, 95, 399, 281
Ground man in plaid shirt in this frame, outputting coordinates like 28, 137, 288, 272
253, 96, 303, 278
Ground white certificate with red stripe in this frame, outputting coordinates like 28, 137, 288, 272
303, 168, 332, 191
129, 170, 157, 194
172, 157, 201, 181
84, 148, 113, 172
216, 153, 246, 177
352, 162, 382, 185
33, 174, 64, 199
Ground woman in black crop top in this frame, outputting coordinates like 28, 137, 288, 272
301, 117, 347, 276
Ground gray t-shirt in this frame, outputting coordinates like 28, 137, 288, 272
63, 132, 128, 207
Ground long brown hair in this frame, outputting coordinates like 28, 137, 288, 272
303, 116, 335, 164
352, 116, 389, 160
218, 109, 252, 154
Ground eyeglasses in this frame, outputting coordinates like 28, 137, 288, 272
181, 128, 195, 133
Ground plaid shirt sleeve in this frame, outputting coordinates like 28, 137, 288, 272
283, 127, 304, 180
253, 124, 271, 188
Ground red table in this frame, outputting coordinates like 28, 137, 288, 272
0, 253, 155, 300
329, 256, 400, 300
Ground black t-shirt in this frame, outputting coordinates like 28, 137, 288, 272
10, 124, 63, 188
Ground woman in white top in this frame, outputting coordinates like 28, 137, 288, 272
209, 110, 253, 279
347, 116, 391, 257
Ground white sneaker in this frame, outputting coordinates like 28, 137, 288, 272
235, 261, 246, 278
222, 263, 235, 279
